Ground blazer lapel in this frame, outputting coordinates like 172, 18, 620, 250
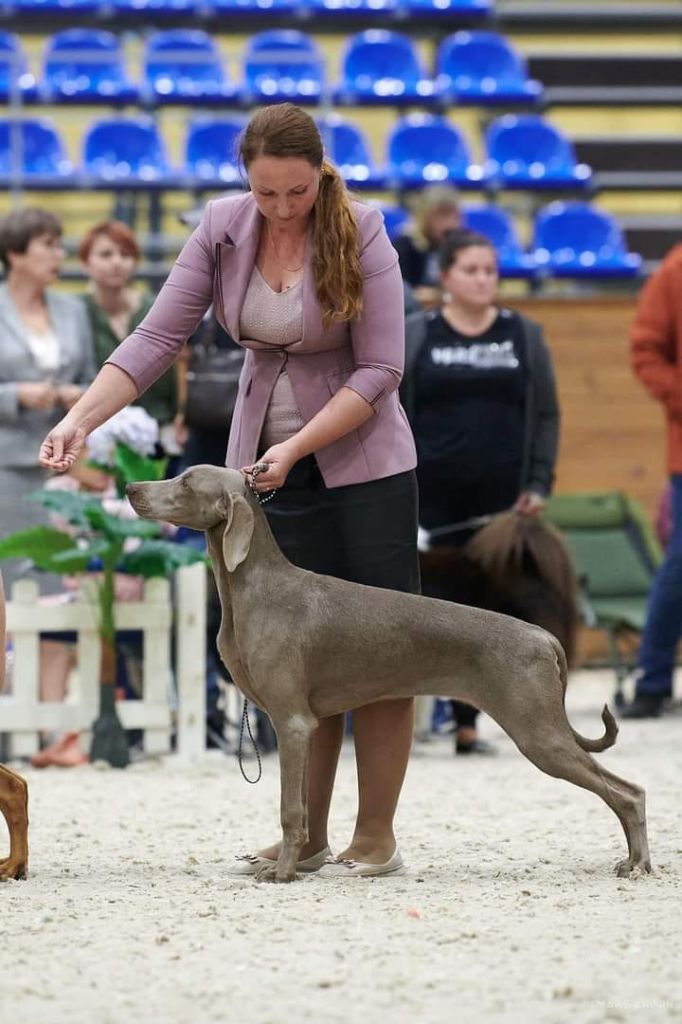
216, 199, 262, 343
302, 224, 324, 345
0, 284, 42, 377
45, 291, 74, 378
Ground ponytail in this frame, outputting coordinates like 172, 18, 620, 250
313, 159, 364, 329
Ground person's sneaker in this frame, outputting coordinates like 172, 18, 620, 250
618, 695, 666, 719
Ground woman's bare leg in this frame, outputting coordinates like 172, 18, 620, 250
339, 697, 414, 863
39, 640, 75, 703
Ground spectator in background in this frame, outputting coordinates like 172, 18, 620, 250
402, 229, 560, 753
80, 221, 181, 453
0, 207, 95, 591
393, 186, 462, 308
624, 243, 682, 718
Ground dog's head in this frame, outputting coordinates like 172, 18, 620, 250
127, 466, 255, 572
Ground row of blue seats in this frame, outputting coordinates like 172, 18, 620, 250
0, 0, 490, 16
383, 202, 641, 279
0, 114, 592, 191
0, 29, 540, 106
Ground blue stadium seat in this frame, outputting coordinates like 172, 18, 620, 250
0, 32, 38, 102
318, 114, 385, 189
243, 31, 324, 104
212, 0, 297, 10
144, 31, 238, 104
533, 202, 642, 278
485, 115, 592, 189
43, 30, 137, 104
112, 0, 198, 12
462, 205, 536, 278
306, 0, 398, 15
436, 31, 542, 104
83, 118, 172, 183
0, 118, 73, 184
401, 0, 490, 15
185, 117, 244, 185
386, 114, 487, 189
12, 0, 97, 11
334, 31, 438, 105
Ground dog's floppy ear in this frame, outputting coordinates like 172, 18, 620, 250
222, 494, 254, 572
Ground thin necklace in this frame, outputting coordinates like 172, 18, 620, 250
267, 221, 305, 273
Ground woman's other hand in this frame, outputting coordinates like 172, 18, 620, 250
514, 491, 545, 517
56, 384, 85, 411
242, 440, 299, 492
18, 382, 58, 411
173, 411, 189, 448
39, 420, 88, 473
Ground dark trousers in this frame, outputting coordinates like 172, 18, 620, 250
637, 472, 682, 698
264, 456, 420, 594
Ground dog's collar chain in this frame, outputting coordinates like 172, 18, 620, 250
247, 461, 277, 505
237, 461, 276, 784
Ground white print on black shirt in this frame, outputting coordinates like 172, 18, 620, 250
430, 339, 520, 370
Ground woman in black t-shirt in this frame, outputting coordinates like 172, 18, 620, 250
402, 229, 560, 754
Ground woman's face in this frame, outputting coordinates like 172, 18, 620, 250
247, 155, 320, 228
425, 206, 461, 245
9, 232, 63, 287
84, 234, 137, 290
441, 244, 499, 309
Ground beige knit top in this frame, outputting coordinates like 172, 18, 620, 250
239, 264, 305, 449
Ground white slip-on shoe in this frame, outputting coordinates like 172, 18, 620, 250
228, 845, 332, 877
316, 848, 406, 878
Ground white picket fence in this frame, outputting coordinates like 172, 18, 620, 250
0, 563, 208, 762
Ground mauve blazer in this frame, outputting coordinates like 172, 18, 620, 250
106, 192, 417, 487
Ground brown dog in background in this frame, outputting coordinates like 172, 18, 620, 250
0, 572, 29, 881
420, 511, 579, 667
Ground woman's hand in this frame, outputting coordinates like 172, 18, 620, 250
174, 411, 189, 448
39, 419, 89, 473
242, 440, 299, 492
18, 382, 58, 411
514, 491, 545, 517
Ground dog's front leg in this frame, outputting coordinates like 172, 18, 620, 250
0, 766, 29, 881
256, 711, 318, 884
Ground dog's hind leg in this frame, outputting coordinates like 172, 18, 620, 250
512, 730, 651, 878
255, 709, 319, 884
0, 764, 29, 881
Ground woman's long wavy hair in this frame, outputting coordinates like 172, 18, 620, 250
239, 104, 363, 328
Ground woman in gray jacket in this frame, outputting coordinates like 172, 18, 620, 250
0, 207, 95, 590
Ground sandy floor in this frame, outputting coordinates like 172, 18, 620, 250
1, 670, 680, 1024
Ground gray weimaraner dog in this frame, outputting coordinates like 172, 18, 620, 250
127, 466, 651, 884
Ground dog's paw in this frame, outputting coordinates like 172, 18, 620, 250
0, 857, 28, 881
615, 858, 652, 880
254, 863, 297, 884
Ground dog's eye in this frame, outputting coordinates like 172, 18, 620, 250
182, 477, 190, 490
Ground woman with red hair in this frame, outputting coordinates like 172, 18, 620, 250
80, 222, 180, 439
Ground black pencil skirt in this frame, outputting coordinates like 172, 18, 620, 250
264, 455, 421, 595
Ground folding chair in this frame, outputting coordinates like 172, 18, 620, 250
544, 491, 662, 704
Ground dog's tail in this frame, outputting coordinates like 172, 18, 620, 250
551, 633, 619, 753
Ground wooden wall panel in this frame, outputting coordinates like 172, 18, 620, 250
512, 296, 667, 521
